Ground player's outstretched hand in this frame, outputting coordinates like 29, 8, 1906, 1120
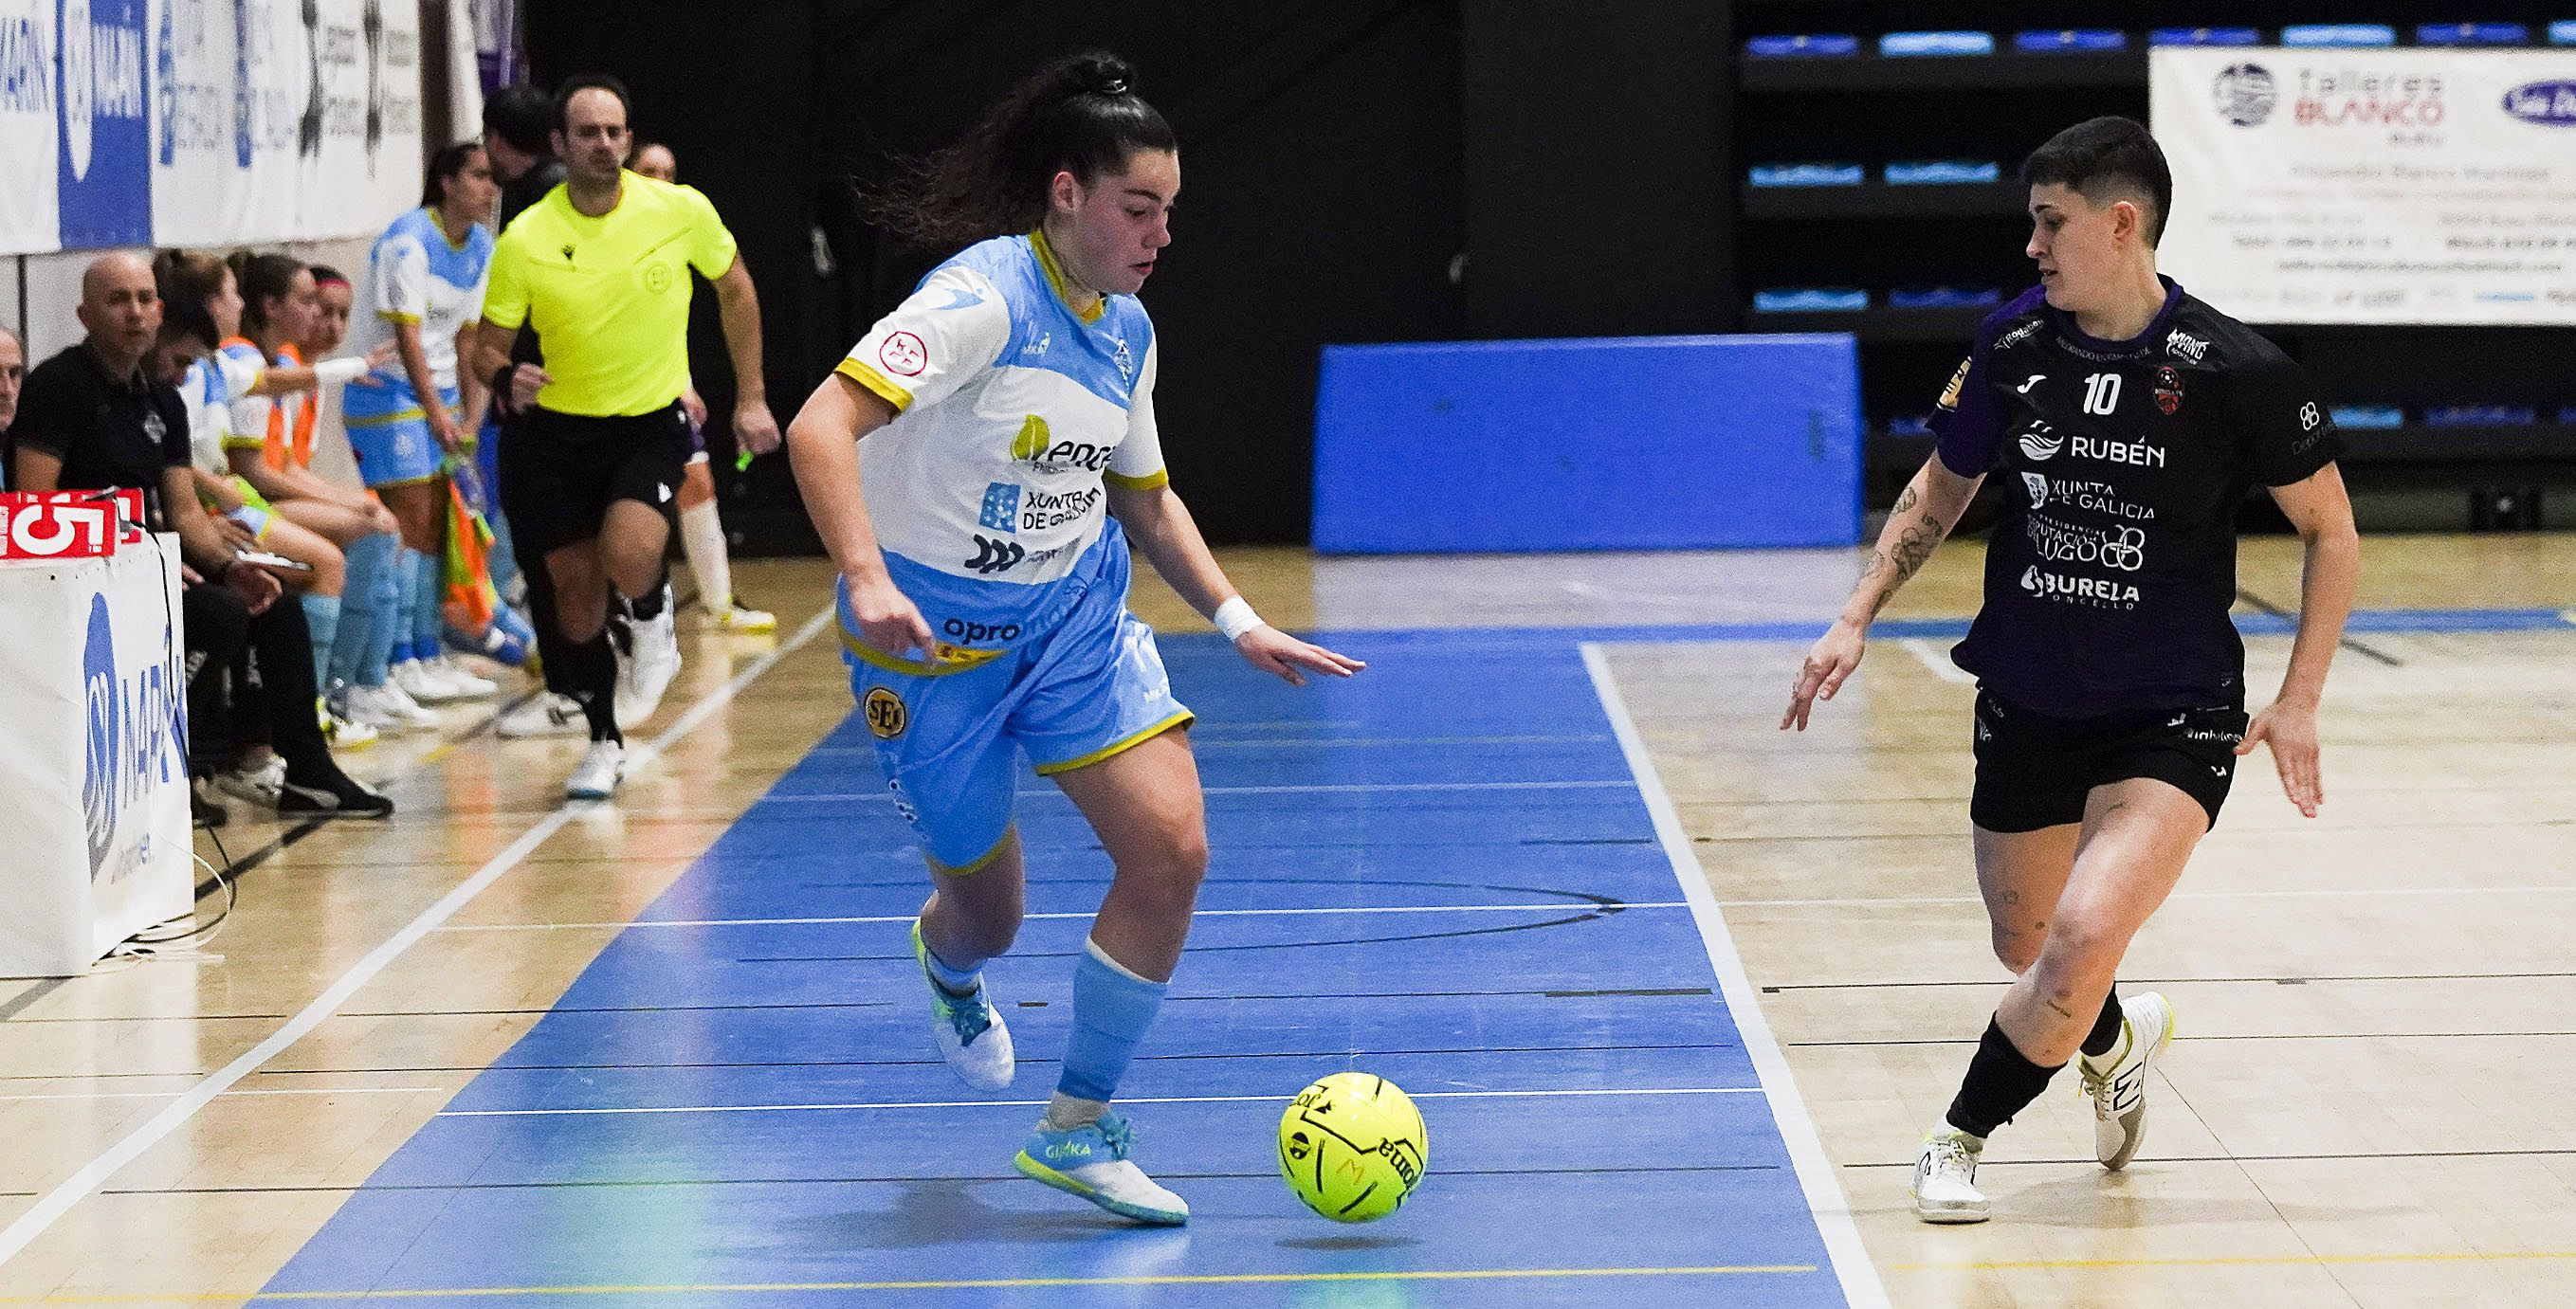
1782, 620, 1867, 732
2238, 699, 2322, 818
735, 402, 784, 456
1236, 627, 1364, 687
844, 573, 936, 662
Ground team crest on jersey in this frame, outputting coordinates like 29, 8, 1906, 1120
2153, 366, 2183, 416
1112, 337, 1135, 383
864, 687, 908, 739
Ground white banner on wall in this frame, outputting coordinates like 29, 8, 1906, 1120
2152, 47, 2576, 325
0, 0, 420, 257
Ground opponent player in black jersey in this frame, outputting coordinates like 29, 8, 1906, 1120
1781, 118, 2361, 1223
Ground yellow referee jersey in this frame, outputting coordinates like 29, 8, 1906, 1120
482, 172, 740, 417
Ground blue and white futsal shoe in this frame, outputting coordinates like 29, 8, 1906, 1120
1014, 1111, 1190, 1226
911, 921, 1014, 1090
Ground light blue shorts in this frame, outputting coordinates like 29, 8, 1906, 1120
840, 523, 1192, 873
344, 381, 458, 488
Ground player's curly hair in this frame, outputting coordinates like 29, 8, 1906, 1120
867, 50, 1176, 248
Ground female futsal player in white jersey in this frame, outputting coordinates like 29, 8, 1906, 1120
786, 52, 1362, 1226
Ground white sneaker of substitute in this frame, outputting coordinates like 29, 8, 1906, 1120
213, 754, 288, 808
341, 682, 441, 731
319, 701, 380, 749
497, 691, 587, 738
2079, 991, 2176, 1172
566, 739, 625, 801
1912, 1126, 1990, 1224
426, 653, 499, 700
612, 595, 681, 727
392, 658, 468, 704
713, 601, 776, 633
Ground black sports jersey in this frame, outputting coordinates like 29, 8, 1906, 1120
1929, 277, 2341, 716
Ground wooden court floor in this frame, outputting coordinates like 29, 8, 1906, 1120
0, 532, 2568, 1305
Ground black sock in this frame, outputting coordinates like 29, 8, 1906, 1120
560, 630, 622, 743
626, 572, 668, 620
2081, 988, 2125, 1060
1946, 1017, 2064, 1139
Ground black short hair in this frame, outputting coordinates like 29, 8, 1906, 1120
307, 264, 347, 287
554, 74, 632, 134
484, 83, 555, 156
2021, 117, 2172, 246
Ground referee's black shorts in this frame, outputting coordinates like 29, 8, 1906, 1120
498, 403, 690, 557
1968, 688, 2250, 833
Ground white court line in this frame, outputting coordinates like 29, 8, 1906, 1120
0, 606, 833, 1273
1899, 638, 1977, 685
437, 901, 1692, 932
1722, 885, 2576, 909
758, 779, 1635, 803
438, 1085, 1768, 1118
0, 1087, 445, 1103
1583, 644, 1892, 1309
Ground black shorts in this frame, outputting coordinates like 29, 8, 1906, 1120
498, 403, 689, 557
1969, 689, 2249, 833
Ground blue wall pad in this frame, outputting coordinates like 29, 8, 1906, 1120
1313, 335, 1862, 554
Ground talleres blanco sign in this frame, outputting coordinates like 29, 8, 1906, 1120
2152, 47, 2576, 325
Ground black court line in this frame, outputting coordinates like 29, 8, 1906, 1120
253, 1042, 1746, 1079
100, 1163, 1782, 1198
2237, 587, 2403, 666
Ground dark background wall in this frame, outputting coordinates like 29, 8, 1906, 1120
521, 0, 1741, 552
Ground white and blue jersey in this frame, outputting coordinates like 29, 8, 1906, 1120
832, 230, 1186, 872
346, 208, 491, 484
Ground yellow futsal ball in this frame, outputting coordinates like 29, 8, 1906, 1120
1277, 1072, 1428, 1222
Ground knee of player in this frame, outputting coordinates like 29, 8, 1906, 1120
1990, 930, 2042, 974
1120, 827, 1209, 902
2035, 913, 2129, 976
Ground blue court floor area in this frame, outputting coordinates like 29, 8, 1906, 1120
259, 631, 1856, 1306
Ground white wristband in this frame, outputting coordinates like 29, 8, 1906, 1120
1213, 596, 1264, 642
315, 356, 367, 386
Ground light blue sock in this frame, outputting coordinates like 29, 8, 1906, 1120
389, 546, 421, 666
333, 532, 398, 690
412, 546, 446, 658
301, 592, 340, 690
1056, 939, 1168, 1102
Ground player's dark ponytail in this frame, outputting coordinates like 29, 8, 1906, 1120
228, 251, 305, 336
867, 50, 1176, 248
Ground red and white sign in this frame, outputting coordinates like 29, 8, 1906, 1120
0, 492, 146, 561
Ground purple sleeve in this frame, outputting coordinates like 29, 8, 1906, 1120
1927, 339, 2002, 477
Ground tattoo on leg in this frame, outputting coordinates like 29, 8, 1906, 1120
1892, 484, 1921, 515
2046, 998, 2076, 1021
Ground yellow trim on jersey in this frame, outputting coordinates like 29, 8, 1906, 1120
220, 434, 268, 451
376, 310, 424, 325
1029, 228, 1106, 325
926, 827, 1017, 877
838, 625, 1006, 678
345, 407, 429, 427
1033, 711, 1196, 776
834, 358, 915, 414
1104, 469, 1168, 492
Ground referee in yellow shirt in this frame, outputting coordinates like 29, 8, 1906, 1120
473, 74, 781, 800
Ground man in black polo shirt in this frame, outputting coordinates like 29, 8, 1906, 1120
10, 254, 390, 818
1781, 118, 2359, 1224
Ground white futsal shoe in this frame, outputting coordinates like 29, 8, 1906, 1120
613, 589, 681, 727
2079, 991, 2176, 1172
1911, 1126, 1990, 1224
912, 922, 1014, 1090
1015, 1111, 1189, 1226
565, 738, 625, 801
